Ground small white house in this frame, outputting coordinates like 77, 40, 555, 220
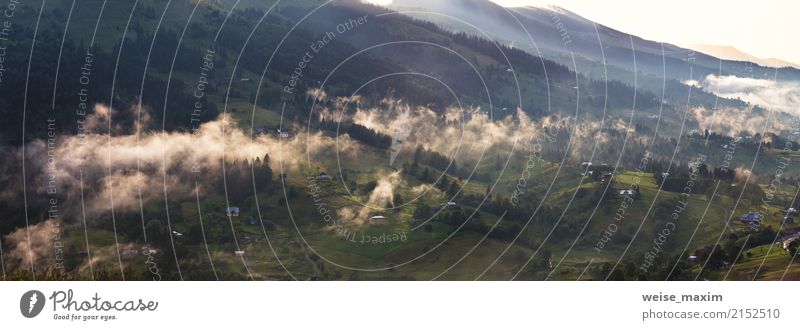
369, 215, 386, 224
277, 129, 291, 139
446, 202, 459, 209
619, 189, 637, 198
234, 250, 245, 257
226, 207, 240, 216
688, 255, 698, 262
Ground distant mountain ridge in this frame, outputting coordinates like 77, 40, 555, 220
689, 44, 800, 69
386, 0, 800, 83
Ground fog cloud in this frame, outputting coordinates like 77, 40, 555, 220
700, 74, 800, 115
691, 106, 792, 136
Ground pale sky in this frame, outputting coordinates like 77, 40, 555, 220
366, 0, 799, 65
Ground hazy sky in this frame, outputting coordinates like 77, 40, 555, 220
366, 0, 799, 65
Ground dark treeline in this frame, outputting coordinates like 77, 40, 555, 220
346, 123, 391, 149
410, 145, 457, 175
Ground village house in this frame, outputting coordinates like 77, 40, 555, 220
226, 207, 240, 216
277, 128, 291, 139
740, 211, 763, 226
369, 215, 386, 224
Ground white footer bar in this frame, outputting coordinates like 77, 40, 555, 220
0, 281, 794, 329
